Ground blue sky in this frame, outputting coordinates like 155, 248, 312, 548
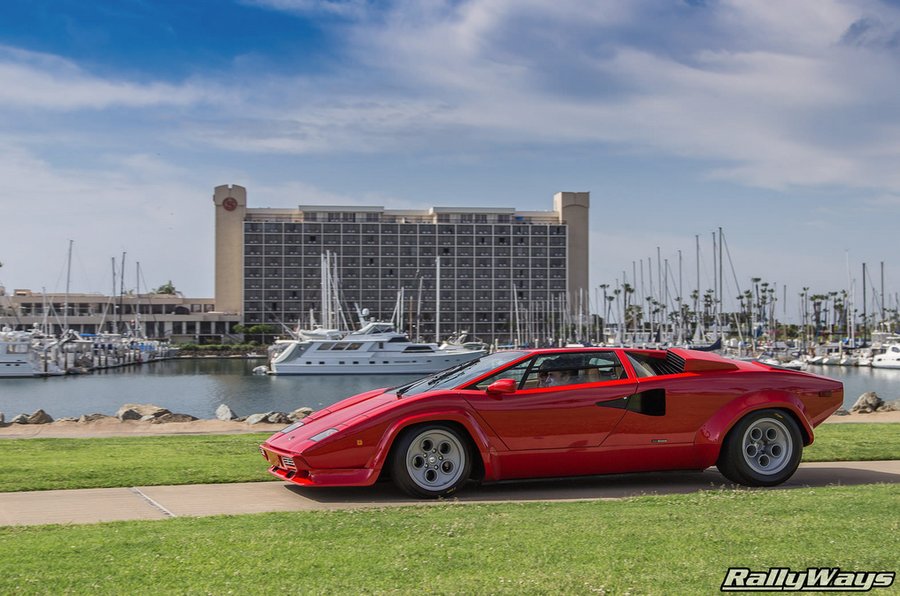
1, 0, 898, 322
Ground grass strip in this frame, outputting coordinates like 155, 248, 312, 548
0, 424, 896, 493
0, 484, 897, 594
0, 433, 274, 493
805, 423, 900, 462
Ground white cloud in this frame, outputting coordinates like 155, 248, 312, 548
8, 0, 889, 195
0, 46, 212, 110
321, 0, 900, 191
247, 179, 418, 209
0, 142, 214, 296
244, 0, 372, 18
6, 0, 900, 196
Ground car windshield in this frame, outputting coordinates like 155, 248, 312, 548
395, 351, 528, 397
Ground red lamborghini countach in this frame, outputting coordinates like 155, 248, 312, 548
260, 348, 843, 498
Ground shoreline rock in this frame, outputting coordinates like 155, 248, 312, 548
117, 403, 171, 421
850, 392, 898, 414
27, 410, 53, 425
0, 404, 312, 427
215, 404, 238, 421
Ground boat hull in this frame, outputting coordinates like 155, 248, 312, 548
271, 350, 485, 375
0, 364, 39, 378
871, 361, 900, 369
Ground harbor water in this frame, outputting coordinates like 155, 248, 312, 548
0, 358, 897, 421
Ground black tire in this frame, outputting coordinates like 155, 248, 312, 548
717, 409, 803, 487
390, 424, 472, 499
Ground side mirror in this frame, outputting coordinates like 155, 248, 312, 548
486, 378, 516, 396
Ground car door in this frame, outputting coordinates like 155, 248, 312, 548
464, 351, 637, 451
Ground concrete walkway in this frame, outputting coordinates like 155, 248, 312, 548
1, 460, 898, 527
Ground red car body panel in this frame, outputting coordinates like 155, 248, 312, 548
261, 347, 843, 488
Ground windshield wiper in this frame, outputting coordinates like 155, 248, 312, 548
424, 358, 481, 386
395, 358, 482, 397
395, 381, 420, 397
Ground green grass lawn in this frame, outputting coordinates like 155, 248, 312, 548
0, 433, 274, 493
0, 423, 897, 493
0, 484, 897, 594
806, 423, 900, 462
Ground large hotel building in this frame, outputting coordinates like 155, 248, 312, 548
214, 184, 590, 344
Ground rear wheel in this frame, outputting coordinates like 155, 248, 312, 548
391, 424, 472, 498
717, 409, 803, 487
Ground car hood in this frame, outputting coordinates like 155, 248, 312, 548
309, 387, 398, 421
266, 387, 398, 449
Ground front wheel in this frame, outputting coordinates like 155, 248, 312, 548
717, 409, 803, 487
390, 424, 472, 498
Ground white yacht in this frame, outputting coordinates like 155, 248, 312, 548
0, 328, 40, 377
269, 322, 486, 375
0, 327, 63, 377
872, 344, 900, 369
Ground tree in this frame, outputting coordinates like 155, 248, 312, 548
155, 280, 179, 295
246, 324, 278, 344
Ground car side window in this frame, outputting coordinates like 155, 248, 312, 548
625, 353, 656, 378
471, 361, 533, 390
523, 352, 626, 389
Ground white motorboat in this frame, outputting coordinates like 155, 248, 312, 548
0, 327, 63, 377
269, 322, 486, 375
440, 330, 487, 353
872, 344, 900, 369
780, 358, 808, 371
0, 328, 40, 377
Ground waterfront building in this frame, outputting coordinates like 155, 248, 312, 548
0, 289, 239, 343
213, 184, 590, 344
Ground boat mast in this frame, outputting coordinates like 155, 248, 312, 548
677, 249, 683, 344
98, 257, 114, 333
657, 246, 662, 343
639, 259, 645, 335
320, 253, 329, 329
647, 257, 653, 343
862, 262, 868, 344
416, 273, 423, 342
118, 252, 126, 335
694, 234, 701, 342
41, 286, 49, 334
63, 239, 73, 331
718, 226, 724, 334
135, 261, 143, 338
435, 256, 441, 343
664, 258, 669, 344
846, 251, 854, 345
711, 231, 716, 337
408, 292, 414, 337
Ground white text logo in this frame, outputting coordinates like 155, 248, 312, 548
721, 567, 895, 592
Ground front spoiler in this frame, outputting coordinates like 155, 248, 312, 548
267, 464, 379, 487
